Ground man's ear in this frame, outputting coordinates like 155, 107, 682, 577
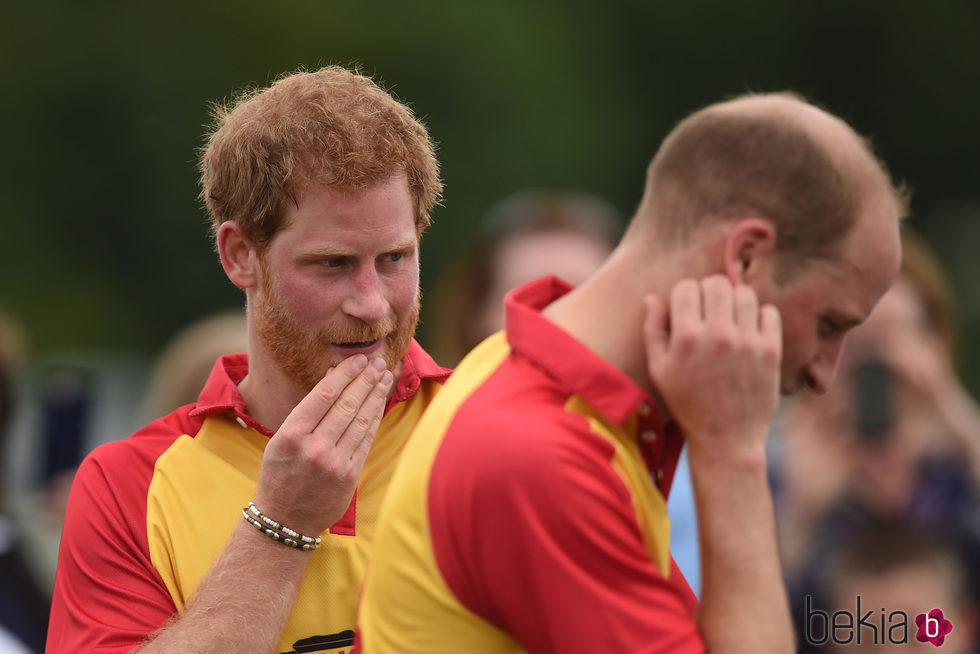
722, 217, 776, 284
217, 221, 260, 289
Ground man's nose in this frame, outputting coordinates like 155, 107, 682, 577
342, 266, 388, 324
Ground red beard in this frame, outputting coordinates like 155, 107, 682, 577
253, 272, 419, 393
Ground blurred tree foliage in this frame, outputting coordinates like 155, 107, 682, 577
1, 0, 978, 391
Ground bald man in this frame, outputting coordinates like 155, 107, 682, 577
357, 93, 905, 654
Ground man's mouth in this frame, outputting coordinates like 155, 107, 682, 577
335, 339, 381, 348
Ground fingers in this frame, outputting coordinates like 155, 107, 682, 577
734, 284, 759, 333
760, 303, 782, 360
697, 276, 773, 338
658, 276, 781, 373
643, 274, 786, 455
312, 357, 388, 441
253, 355, 394, 534
701, 276, 733, 325
672, 276, 742, 330
336, 369, 393, 463
669, 279, 702, 336
280, 354, 371, 435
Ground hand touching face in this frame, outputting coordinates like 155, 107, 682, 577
644, 276, 782, 460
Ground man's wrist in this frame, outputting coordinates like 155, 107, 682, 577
687, 434, 769, 475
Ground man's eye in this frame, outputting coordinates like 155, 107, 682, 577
388, 252, 403, 263
323, 258, 344, 268
819, 319, 840, 337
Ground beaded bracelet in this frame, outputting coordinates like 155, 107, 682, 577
247, 501, 322, 546
241, 509, 320, 551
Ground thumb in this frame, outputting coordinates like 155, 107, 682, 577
643, 293, 669, 371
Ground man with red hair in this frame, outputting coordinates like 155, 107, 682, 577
48, 66, 449, 653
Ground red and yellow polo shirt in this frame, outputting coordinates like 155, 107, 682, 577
47, 341, 450, 654
358, 277, 704, 653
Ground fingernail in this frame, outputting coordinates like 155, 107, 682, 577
380, 371, 394, 386
371, 357, 387, 372
352, 354, 368, 370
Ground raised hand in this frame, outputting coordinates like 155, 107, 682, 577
252, 354, 393, 537
644, 276, 782, 460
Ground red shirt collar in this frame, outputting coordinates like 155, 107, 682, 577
189, 339, 450, 437
504, 276, 685, 495
389, 339, 453, 407
503, 276, 662, 429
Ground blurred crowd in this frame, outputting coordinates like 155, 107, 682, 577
0, 309, 248, 653
2, 193, 978, 652
773, 230, 980, 651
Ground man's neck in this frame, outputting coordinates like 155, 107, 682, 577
541, 246, 678, 416
543, 277, 651, 395
236, 354, 308, 433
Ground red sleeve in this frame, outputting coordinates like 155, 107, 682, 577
428, 403, 705, 654
47, 430, 181, 653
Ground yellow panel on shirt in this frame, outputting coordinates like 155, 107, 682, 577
359, 277, 702, 654
146, 379, 443, 654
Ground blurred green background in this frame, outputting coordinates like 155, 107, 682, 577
2, 0, 979, 392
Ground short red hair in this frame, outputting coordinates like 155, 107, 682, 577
199, 66, 442, 251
